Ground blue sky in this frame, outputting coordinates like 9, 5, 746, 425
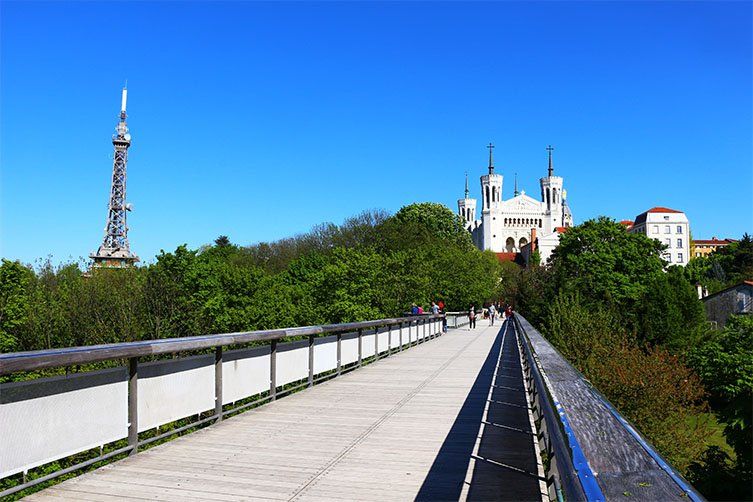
2, 1, 751, 265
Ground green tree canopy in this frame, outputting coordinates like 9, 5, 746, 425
548, 217, 666, 323
391, 202, 474, 250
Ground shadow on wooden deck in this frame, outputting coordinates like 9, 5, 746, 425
415, 321, 542, 501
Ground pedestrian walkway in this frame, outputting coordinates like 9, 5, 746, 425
28, 321, 544, 501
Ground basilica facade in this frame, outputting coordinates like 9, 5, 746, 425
458, 145, 573, 255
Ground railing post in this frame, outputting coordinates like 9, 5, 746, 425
387, 325, 392, 356
215, 346, 223, 422
337, 333, 342, 376
358, 328, 363, 367
128, 357, 138, 456
399, 322, 403, 351
270, 340, 277, 401
375, 327, 379, 360
308, 334, 315, 387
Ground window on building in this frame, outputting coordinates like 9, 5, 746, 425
677, 253, 684, 263
677, 238, 682, 248
663, 215, 670, 220
665, 238, 671, 247
652, 225, 659, 234
664, 225, 670, 234
666, 253, 672, 263
677, 225, 683, 233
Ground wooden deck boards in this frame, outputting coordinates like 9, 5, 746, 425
27, 322, 542, 502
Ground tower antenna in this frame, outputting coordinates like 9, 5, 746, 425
487, 142, 495, 174
514, 172, 519, 197
90, 88, 139, 268
547, 145, 554, 177
464, 171, 469, 199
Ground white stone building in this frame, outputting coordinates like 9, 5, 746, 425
458, 145, 573, 255
627, 207, 691, 266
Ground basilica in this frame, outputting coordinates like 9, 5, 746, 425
458, 145, 573, 258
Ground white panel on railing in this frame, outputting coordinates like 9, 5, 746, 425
390, 325, 401, 350
313, 336, 337, 374
276, 340, 308, 386
222, 346, 270, 405
378, 328, 390, 353
362, 331, 376, 358
138, 355, 214, 432
0, 368, 127, 478
341, 333, 359, 365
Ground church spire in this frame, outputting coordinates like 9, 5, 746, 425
487, 142, 495, 174
514, 172, 519, 196
547, 145, 554, 177
464, 171, 469, 199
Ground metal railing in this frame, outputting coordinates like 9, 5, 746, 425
0, 314, 445, 497
513, 314, 704, 502
444, 310, 483, 328
513, 315, 603, 501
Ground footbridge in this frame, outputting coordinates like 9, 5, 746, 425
1, 314, 703, 501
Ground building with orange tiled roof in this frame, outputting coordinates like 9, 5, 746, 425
692, 237, 737, 258
628, 206, 690, 266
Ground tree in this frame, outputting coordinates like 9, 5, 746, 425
638, 266, 706, 350
391, 202, 474, 250
689, 315, 753, 476
0, 260, 34, 352
548, 217, 669, 332
214, 235, 231, 247
685, 234, 753, 294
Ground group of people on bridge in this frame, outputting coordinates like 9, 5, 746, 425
467, 302, 513, 329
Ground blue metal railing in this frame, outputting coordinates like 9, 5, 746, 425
513, 314, 705, 502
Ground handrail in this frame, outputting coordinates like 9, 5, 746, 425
0, 314, 444, 376
513, 315, 603, 501
0, 313, 447, 498
514, 314, 705, 501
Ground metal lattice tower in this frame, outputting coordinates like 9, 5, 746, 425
90, 87, 139, 267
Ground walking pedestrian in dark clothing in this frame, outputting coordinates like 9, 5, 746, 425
469, 305, 476, 329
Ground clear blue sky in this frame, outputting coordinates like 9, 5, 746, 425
2, 1, 751, 266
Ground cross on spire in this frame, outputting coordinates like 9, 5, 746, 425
464, 171, 469, 199
487, 142, 495, 173
547, 145, 554, 177
514, 172, 519, 197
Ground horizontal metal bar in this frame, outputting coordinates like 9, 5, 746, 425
0, 445, 133, 498
139, 414, 217, 447
274, 381, 309, 399
0, 314, 444, 375
223, 394, 275, 416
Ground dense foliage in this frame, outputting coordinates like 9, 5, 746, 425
688, 316, 753, 482
508, 217, 752, 500
0, 204, 502, 355
684, 233, 753, 294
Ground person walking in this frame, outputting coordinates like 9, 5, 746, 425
488, 303, 496, 326
431, 301, 440, 315
468, 305, 476, 330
